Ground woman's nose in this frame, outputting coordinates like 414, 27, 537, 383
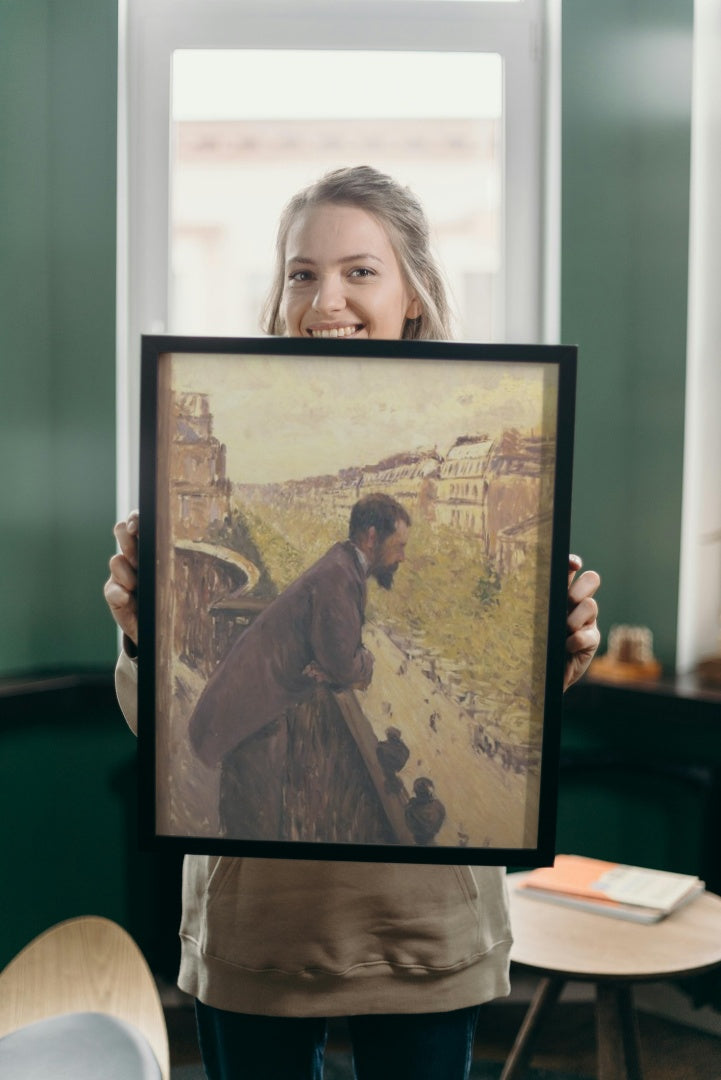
312, 274, 345, 314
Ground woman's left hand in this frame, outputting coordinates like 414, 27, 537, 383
564, 555, 601, 691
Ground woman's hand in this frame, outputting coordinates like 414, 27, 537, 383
103, 510, 140, 647
564, 554, 601, 691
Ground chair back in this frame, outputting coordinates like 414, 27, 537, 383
0, 915, 170, 1079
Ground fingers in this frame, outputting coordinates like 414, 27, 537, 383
566, 622, 601, 658
108, 550, 137, 592
564, 559, 601, 690
567, 553, 583, 589
105, 511, 140, 645
566, 590, 599, 636
109, 514, 139, 601
103, 575, 134, 617
113, 510, 139, 568
567, 563, 601, 638
103, 576, 139, 643
568, 567, 601, 610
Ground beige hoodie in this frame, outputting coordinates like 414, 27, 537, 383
116, 651, 512, 1016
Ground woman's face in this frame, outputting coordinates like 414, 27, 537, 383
280, 203, 421, 340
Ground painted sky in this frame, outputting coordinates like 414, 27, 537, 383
171, 352, 558, 485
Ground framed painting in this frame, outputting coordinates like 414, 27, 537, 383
137, 335, 576, 865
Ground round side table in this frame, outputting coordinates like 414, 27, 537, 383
502, 872, 721, 1080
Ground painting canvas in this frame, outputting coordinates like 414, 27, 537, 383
138, 336, 576, 865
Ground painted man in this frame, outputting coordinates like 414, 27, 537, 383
188, 492, 411, 839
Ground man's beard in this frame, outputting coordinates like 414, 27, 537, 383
372, 564, 398, 590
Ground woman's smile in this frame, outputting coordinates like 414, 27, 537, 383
306, 323, 365, 338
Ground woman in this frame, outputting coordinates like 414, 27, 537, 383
106, 166, 600, 1080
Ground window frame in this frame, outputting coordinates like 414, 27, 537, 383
117, 0, 558, 511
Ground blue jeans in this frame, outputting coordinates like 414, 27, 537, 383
195, 1000, 481, 1080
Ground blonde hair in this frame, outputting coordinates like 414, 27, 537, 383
262, 165, 453, 341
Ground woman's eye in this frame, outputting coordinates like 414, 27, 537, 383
288, 269, 313, 283
349, 267, 375, 279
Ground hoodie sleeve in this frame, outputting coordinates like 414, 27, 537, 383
115, 648, 139, 736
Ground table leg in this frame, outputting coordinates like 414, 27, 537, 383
596, 982, 643, 1080
500, 976, 565, 1080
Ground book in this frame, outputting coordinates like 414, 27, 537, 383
515, 854, 705, 924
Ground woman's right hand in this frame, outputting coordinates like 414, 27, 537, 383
103, 510, 139, 646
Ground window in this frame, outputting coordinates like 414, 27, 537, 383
170, 50, 503, 342
118, 0, 556, 510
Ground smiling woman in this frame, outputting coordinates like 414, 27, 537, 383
263, 166, 451, 341
282, 205, 420, 340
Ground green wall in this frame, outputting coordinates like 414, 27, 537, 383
562, 0, 693, 670
0, 0, 118, 676
0, 0, 132, 968
0, 683, 183, 973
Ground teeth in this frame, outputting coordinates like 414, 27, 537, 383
311, 326, 359, 338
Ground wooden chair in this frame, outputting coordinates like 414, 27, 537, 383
0, 915, 169, 1079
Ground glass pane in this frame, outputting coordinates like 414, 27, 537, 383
170, 50, 503, 340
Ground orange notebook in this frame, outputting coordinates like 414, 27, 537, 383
516, 855, 704, 923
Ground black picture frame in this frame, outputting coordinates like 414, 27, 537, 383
138, 335, 576, 865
